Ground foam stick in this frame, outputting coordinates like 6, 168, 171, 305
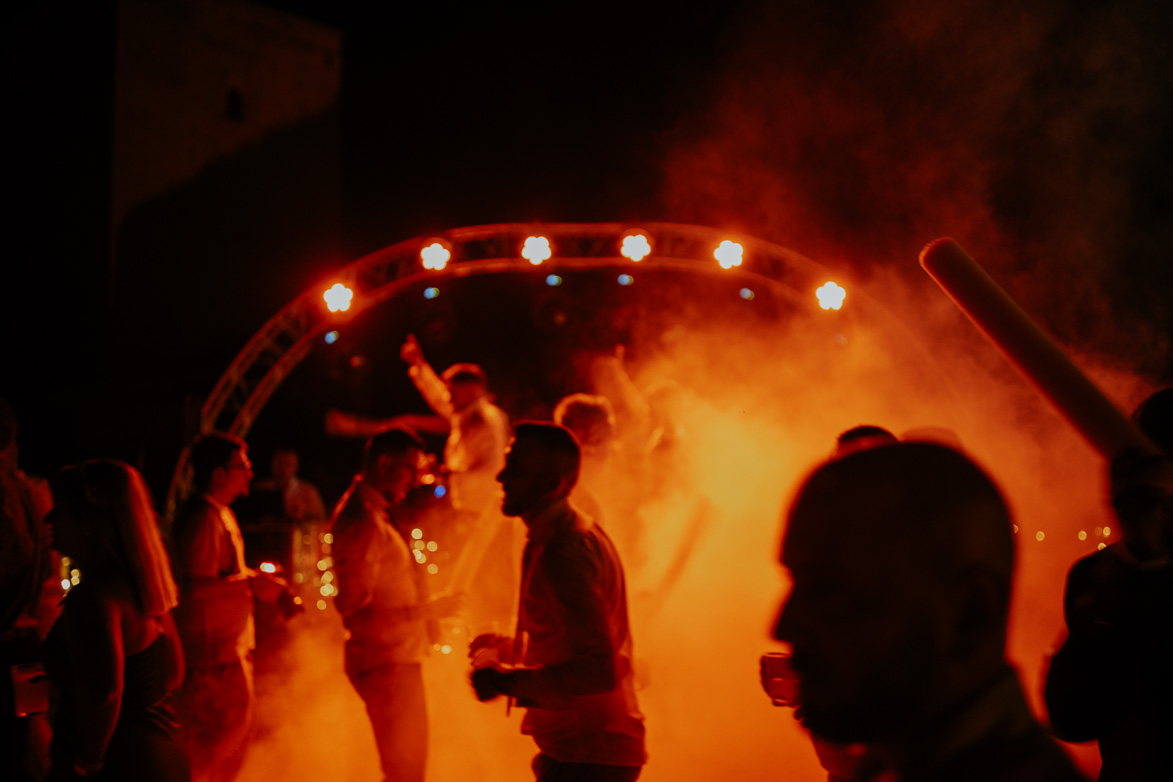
919, 238, 1156, 460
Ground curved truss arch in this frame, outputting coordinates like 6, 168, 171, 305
166, 221, 855, 515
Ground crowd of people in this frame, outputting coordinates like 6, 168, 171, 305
2, 332, 1170, 781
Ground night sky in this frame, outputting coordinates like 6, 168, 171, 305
5, 0, 1173, 494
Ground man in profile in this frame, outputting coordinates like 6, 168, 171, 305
470, 422, 646, 781
773, 442, 1085, 781
331, 428, 462, 782
171, 432, 294, 781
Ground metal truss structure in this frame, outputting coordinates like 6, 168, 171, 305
164, 221, 842, 515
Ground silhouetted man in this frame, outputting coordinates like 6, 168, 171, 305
331, 428, 462, 782
1045, 388, 1173, 781
470, 422, 646, 781
171, 433, 294, 782
774, 442, 1085, 781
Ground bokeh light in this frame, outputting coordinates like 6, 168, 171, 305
424, 287, 440, 299
323, 283, 353, 312
522, 236, 552, 265
816, 281, 846, 310
714, 240, 744, 269
620, 233, 652, 261
618, 274, 634, 286
546, 274, 562, 286
739, 288, 755, 300
420, 241, 451, 271
324, 330, 339, 345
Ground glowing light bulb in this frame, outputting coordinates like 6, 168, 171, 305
816, 281, 846, 310
1102, 526, 1111, 537
714, 240, 744, 269
61, 578, 71, 591
325, 330, 339, 345
522, 236, 552, 265
618, 274, 634, 286
323, 533, 333, 544
621, 234, 651, 262
259, 562, 277, 573
420, 241, 451, 271
324, 283, 353, 313
739, 288, 755, 300
411, 528, 423, 540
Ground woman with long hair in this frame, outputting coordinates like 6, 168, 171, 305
44, 459, 189, 780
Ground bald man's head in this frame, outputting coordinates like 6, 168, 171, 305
774, 442, 1016, 744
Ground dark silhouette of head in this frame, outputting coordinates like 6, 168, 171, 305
189, 432, 251, 500
1132, 387, 1173, 455
497, 422, 581, 519
774, 442, 1014, 746
363, 427, 425, 501
442, 362, 489, 409
833, 425, 898, 457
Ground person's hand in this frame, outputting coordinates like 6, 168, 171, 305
469, 632, 513, 667
422, 592, 464, 621
1110, 448, 1173, 562
400, 334, 425, 367
470, 664, 510, 702
251, 570, 290, 604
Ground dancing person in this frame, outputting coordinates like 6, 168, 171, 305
170, 433, 296, 782
1045, 388, 1173, 781
44, 460, 188, 780
470, 422, 646, 781
774, 442, 1085, 781
331, 428, 463, 782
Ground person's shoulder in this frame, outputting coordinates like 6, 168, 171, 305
173, 496, 218, 531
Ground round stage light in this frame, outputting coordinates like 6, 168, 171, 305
424, 287, 440, 299
522, 236, 552, 265
420, 240, 451, 271
546, 274, 562, 286
618, 274, 634, 286
739, 288, 755, 300
815, 281, 846, 310
324, 330, 339, 344
620, 233, 651, 262
715, 240, 744, 269
323, 283, 353, 312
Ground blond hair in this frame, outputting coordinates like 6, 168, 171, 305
64, 460, 179, 616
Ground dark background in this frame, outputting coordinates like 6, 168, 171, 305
4, 0, 1172, 503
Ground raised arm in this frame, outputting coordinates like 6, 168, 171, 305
402, 334, 455, 420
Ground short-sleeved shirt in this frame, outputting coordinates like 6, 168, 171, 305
170, 494, 253, 666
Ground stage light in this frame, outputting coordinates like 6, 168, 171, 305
324, 283, 353, 312
316, 600, 327, 610
815, 281, 846, 310
324, 330, 339, 345
411, 528, 423, 540
618, 274, 633, 286
434, 485, 446, 498
427, 564, 439, 575
424, 287, 440, 299
715, 240, 743, 269
1077, 530, 1087, 540
739, 288, 755, 300
546, 274, 562, 286
620, 233, 651, 262
426, 541, 438, 552
259, 562, 277, 573
420, 240, 451, 271
522, 236, 552, 265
